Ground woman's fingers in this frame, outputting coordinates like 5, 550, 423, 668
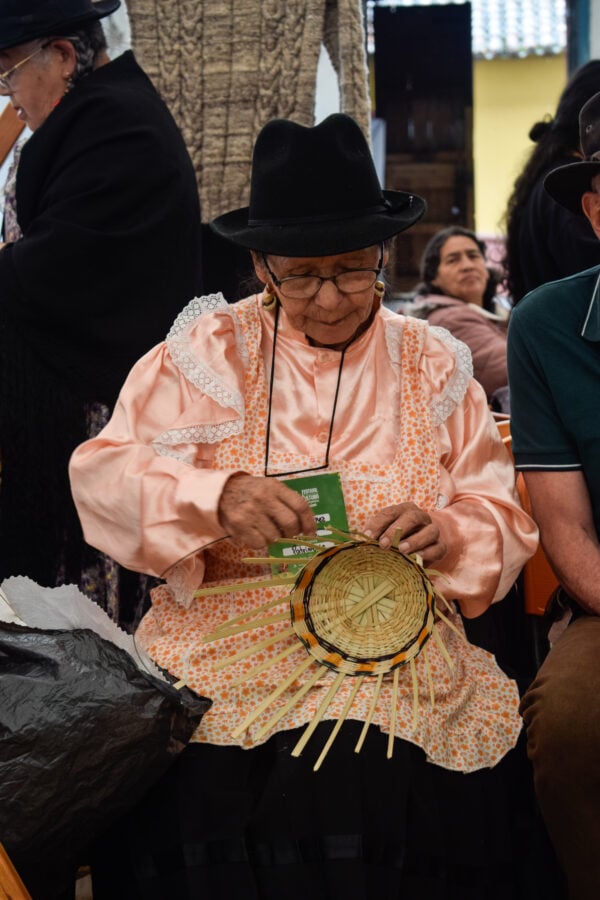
219, 483, 446, 561
218, 474, 315, 548
363, 503, 447, 565
364, 503, 428, 545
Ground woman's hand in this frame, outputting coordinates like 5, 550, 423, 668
363, 502, 447, 565
218, 473, 316, 549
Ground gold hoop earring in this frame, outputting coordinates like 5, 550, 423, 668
262, 288, 278, 310
374, 280, 385, 299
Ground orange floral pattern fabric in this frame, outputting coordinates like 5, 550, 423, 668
137, 295, 523, 772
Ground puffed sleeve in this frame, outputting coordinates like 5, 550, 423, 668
426, 305, 507, 399
69, 300, 248, 581
420, 328, 538, 618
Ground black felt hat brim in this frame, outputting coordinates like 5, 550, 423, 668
544, 159, 600, 215
0, 0, 120, 51
210, 190, 426, 257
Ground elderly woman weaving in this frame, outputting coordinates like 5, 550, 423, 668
70, 114, 539, 899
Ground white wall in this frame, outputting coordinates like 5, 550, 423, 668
315, 45, 341, 122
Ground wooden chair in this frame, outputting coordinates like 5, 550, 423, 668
0, 844, 31, 900
515, 474, 559, 617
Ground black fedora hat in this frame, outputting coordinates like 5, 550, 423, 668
544, 91, 600, 214
210, 113, 426, 257
0, 0, 120, 52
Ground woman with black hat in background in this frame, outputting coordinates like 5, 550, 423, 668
0, 0, 203, 625
70, 113, 547, 899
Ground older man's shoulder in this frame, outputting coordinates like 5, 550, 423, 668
513, 263, 600, 330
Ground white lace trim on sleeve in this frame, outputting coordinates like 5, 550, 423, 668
166, 293, 245, 412
154, 294, 247, 449
153, 418, 245, 451
427, 326, 474, 427
383, 317, 403, 365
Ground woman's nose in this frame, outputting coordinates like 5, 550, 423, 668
314, 278, 342, 309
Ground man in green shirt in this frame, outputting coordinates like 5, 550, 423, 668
508, 91, 600, 900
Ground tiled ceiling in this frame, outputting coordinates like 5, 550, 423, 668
368, 0, 567, 58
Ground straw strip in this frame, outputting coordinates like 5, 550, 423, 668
231, 641, 304, 686
291, 670, 346, 758
230, 655, 316, 738
323, 579, 395, 632
435, 591, 454, 613
254, 664, 328, 740
423, 643, 435, 709
367, 574, 377, 625
211, 595, 286, 634
391, 528, 403, 549
212, 626, 295, 670
207, 610, 289, 640
410, 657, 419, 731
325, 526, 369, 541
194, 574, 295, 598
435, 607, 468, 644
313, 675, 365, 771
276, 536, 329, 550
432, 625, 454, 671
424, 567, 452, 589
354, 672, 384, 753
240, 556, 315, 565
387, 667, 400, 759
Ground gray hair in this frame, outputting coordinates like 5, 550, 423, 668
46, 20, 107, 86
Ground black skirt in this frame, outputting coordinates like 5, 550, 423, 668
89, 590, 565, 899
89, 718, 564, 900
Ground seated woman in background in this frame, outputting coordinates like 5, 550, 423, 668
406, 226, 509, 411
70, 114, 544, 899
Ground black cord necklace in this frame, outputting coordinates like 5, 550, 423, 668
264, 302, 346, 478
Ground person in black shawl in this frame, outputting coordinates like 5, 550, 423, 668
0, 0, 203, 626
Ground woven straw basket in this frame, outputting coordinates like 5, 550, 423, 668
290, 541, 435, 676
200, 537, 457, 768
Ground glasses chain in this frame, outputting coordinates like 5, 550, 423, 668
264, 302, 346, 478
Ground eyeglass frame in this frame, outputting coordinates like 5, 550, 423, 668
261, 246, 384, 300
0, 41, 51, 93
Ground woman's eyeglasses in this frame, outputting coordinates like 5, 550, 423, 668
262, 250, 383, 301
0, 42, 49, 93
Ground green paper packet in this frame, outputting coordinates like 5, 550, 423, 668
268, 472, 349, 569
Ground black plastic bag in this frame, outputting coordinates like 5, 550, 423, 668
0, 621, 210, 898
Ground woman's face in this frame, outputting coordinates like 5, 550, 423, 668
0, 40, 75, 131
431, 235, 489, 306
254, 245, 386, 349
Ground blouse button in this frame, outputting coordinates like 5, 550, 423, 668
317, 431, 329, 443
